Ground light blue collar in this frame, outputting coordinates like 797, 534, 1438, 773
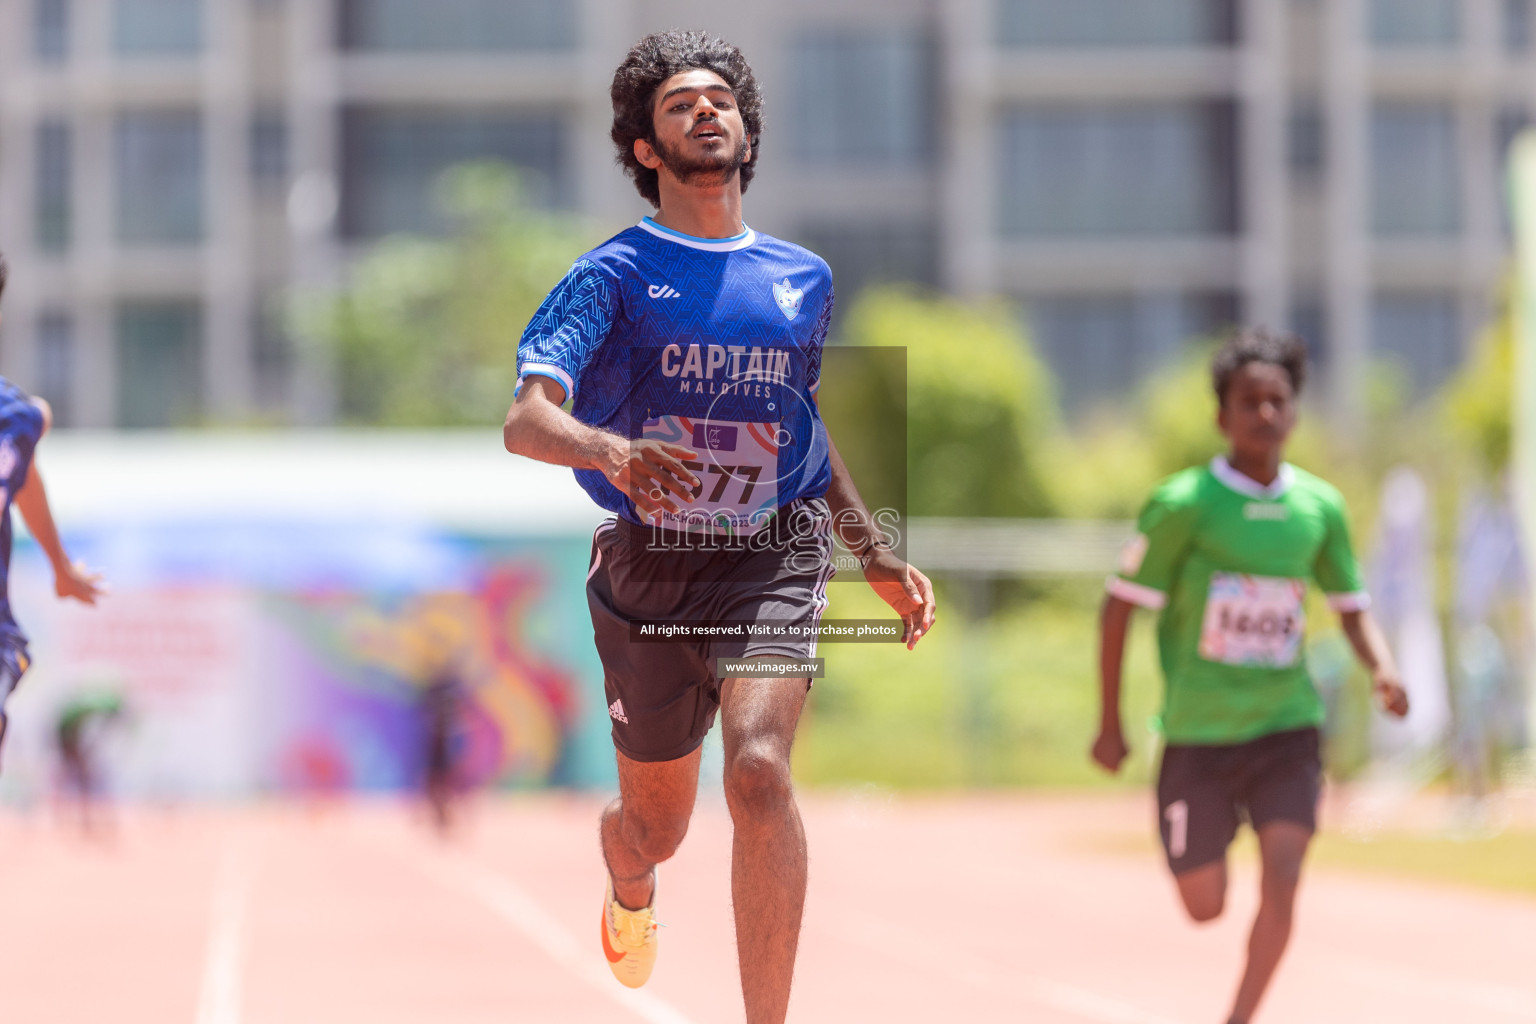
637, 216, 756, 252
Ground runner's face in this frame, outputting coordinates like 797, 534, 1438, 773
642, 69, 750, 188
1218, 362, 1296, 461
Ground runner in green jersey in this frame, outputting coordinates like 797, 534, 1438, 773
1093, 328, 1408, 1024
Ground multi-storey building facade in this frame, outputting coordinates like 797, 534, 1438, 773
0, 0, 1528, 426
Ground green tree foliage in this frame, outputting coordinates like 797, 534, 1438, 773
1042, 349, 1223, 519
292, 164, 595, 425
1042, 342, 1377, 520
1442, 290, 1514, 475
830, 288, 1058, 518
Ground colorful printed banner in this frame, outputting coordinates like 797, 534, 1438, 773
0, 516, 611, 800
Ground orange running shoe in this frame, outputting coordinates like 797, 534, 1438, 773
601, 874, 659, 988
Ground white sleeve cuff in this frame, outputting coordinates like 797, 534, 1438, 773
1106, 575, 1167, 610
1327, 591, 1372, 613
516, 363, 575, 398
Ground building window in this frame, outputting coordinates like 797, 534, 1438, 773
1372, 293, 1461, 396
1369, 0, 1458, 47
1025, 292, 1238, 409
1370, 103, 1459, 237
115, 111, 203, 243
339, 107, 565, 239
1508, 0, 1532, 52
997, 0, 1238, 47
250, 111, 288, 189
791, 32, 933, 165
1287, 299, 1327, 370
794, 222, 938, 299
35, 120, 72, 254
116, 301, 202, 428
1001, 102, 1239, 237
33, 0, 69, 62
114, 0, 201, 55
337, 0, 573, 53
36, 311, 74, 427
1288, 101, 1325, 182
253, 297, 291, 409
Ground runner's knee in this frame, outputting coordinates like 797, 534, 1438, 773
1184, 895, 1224, 923
620, 808, 690, 864
1178, 879, 1225, 922
724, 743, 792, 818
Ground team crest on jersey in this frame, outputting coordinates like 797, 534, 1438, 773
772, 278, 804, 322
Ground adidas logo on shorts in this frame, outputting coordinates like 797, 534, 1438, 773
608, 699, 629, 724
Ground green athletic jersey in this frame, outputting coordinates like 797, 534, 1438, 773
1108, 457, 1369, 745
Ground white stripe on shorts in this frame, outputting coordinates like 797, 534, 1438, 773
587, 519, 617, 582
808, 515, 835, 658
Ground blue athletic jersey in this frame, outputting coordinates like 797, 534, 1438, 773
517, 218, 833, 533
0, 380, 44, 644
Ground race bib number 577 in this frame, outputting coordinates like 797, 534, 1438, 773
1198, 572, 1305, 668
642, 415, 779, 535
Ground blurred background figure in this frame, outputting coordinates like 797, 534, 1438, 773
418, 659, 467, 837
53, 689, 124, 840
1369, 468, 1452, 766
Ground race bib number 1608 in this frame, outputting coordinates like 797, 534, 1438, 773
1197, 572, 1306, 668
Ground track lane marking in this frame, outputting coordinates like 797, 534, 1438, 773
195, 832, 254, 1024
407, 844, 700, 1024
1324, 952, 1536, 1020
829, 918, 1191, 1024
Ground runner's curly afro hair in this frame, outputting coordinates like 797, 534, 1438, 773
0, 251, 8, 301
610, 30, 763, 208
1211, 327, 1308, 404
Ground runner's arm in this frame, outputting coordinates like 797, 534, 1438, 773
822, 428, 936, 650
1339, 609, 1409, 717
502, 375, 699, 520
12, 399, 104, 605
1092, 594, 1135, 772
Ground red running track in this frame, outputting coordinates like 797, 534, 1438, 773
0, 793, 1532, 1024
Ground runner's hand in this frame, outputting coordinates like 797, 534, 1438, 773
602, 438, 700, 520
863, 550, 935, 650
1091, 727, 1128, 773
55, 560, 106, 606
1373, 671, 1409, 718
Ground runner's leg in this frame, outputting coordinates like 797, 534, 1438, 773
600, 746, 702, 910
720, 674, 809, 1024
1227, 820, 1311, 1024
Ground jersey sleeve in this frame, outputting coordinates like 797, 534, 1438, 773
806, 285, 833, 394
1314, 490, 1371, 612
516, 259, 618, 400
1106, 480, 1200, 610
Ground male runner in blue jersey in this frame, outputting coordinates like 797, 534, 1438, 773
503, 31, 935, 1024
0, 253, 107, 766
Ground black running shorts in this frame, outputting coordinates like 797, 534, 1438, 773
586, 497, 835, 763
1155, 726, 1321, 875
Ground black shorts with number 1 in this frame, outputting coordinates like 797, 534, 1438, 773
1155, 726, 1321, 875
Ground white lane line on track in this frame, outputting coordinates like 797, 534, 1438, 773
195, 834, 253, 1024
411, 848, 699, 1024
1326, 953, 1536, 1021
831, 918, 1191, 1024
